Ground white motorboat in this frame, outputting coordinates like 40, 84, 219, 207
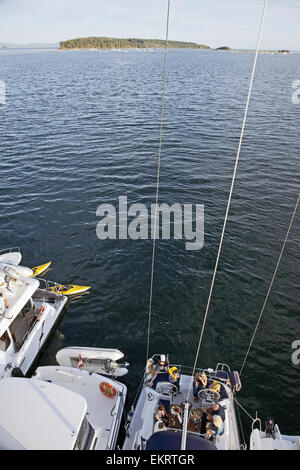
56, 346, 129, 377
250, 418, 300, 450
0, 365, 127, 450
0, 248, 67, 378
123, 357, 242, 450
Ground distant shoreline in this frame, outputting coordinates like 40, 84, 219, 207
0, 39, 292, 55
216, 46, 290, 54
58, 38, 290, 54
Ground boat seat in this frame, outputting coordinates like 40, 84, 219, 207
152, 372, 169, 390
215, 370, 229, 382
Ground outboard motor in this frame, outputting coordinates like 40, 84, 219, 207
265, 417, 276, 439
104, 359, 112, 374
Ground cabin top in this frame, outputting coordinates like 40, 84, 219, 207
0, 377, 87, 450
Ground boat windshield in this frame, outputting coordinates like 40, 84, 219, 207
74, 416, 95, 450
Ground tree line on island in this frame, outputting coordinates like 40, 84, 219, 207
59, 37, 290, 54
59, 37, 210, 50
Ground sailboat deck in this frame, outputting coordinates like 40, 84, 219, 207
123, 371, 241, 450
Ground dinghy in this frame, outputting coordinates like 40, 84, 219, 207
56, 347, 129, 377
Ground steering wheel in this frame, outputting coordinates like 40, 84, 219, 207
198, 388, 220, 403
156, 381, 178, 396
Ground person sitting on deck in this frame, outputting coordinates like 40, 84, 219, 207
193, 372, 207, 401
207, 379, 227, 400
148, 354, 169, 388
154, 404, 168, 424
154, 420, 166, 433
204, 403, 225, 428
168, 366, 181, 392
206, 415, 224, 439
210, 403, 225, 422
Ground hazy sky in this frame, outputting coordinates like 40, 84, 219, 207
0, 0, 299, 50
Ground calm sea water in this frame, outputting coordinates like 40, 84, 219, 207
0, 47, 299, 443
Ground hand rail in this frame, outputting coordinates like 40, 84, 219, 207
0, 247, 20, 255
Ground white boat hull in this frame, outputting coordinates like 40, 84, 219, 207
250, 427, 300, 450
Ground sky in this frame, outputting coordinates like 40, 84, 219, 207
0, 0, 299, 50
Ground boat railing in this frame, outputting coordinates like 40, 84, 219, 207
0, 247, 20, 255
106, 387, 126, 450
33, 287, 66, 303
170, 363, 230, 382
215, 363, 231, 374
21, 292, 65, 345
35, 278, 66, 295
20, 315, 39, 349
251, 415, 262, 432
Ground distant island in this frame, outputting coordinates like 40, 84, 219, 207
216, 46, 233, 51
59, 37, 210, 50
216, 45, 290, 54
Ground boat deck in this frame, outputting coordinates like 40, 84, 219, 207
123, 372, 240, 450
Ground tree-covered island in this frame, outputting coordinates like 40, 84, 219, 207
59, 37, 210, 50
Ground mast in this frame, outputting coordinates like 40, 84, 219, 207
180, 401, 190, 450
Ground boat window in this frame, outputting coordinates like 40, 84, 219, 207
0, 330, 11, 352
74, 416, 95, 450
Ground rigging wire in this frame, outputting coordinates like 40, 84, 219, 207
239, 192, 300, 376
233, 395, 257, 423
146, 0, 171, 362
187, 0, 269, 400
235, 398, 247, 449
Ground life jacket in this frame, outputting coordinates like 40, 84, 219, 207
146, 359, 153, 374
210, 380, 221, 393
168, 366, 179, 383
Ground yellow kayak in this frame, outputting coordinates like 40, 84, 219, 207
30, 262, 52, 277
47, 284, 91, 296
